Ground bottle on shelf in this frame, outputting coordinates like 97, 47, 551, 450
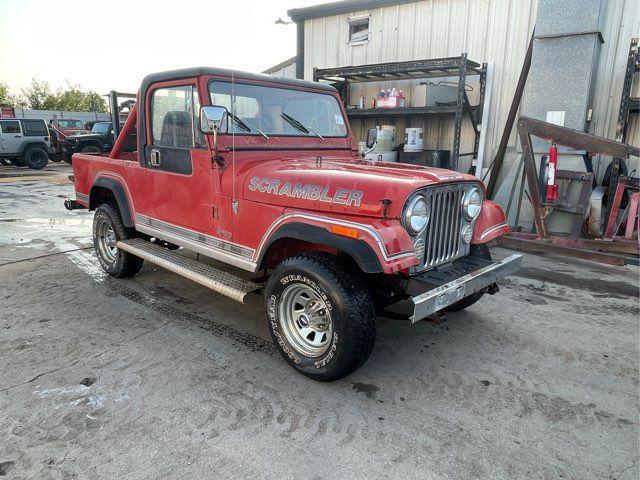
398, 89, 406, 108
358, 95, 365, 109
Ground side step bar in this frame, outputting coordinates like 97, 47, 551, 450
117, 238, 262, 303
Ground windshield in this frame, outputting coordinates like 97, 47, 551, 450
208, 81, 347, 138
59, 120, 84, 128
91, 122, 111, 134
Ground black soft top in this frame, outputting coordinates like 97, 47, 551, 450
140, 67, 337, 94
136, 67, 337, 164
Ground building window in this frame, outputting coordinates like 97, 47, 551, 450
348, 16, 369, 44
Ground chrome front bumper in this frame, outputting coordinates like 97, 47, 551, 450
411, 254, 523, 322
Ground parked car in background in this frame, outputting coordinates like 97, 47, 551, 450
0, 118, 53, 169
55, 118, 87, 136
61, 121, 135, 163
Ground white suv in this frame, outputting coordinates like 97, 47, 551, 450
0, 118, 53, 169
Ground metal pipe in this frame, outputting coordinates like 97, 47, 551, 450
486, 31, 534, 199
109, 103, 137, 159
295, 21, 305, 79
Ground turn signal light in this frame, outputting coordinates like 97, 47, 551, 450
330, 225, 359, 239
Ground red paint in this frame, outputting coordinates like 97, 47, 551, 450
624, 192, 639, 240
72, 70, 510, 275
109, 103, 138, 159
546, 144, 559, 201
471, 200, 510, 243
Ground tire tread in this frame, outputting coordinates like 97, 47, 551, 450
94, 203, 143, 278
267, 252, 376, 381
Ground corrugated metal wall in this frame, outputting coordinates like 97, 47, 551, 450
266, 62, 297, 79
303, 0, 639, 176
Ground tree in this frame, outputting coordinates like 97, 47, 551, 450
0, 82, 10, 106
14, 79, 108, 113
55, 82, 108, 113
84, 91, 108, 113
0, 82, 21, 107
20, 79, 57, 110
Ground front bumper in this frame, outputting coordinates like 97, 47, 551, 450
411, 254, 522, 322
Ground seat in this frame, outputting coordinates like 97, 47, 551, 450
160, 111, 192, 148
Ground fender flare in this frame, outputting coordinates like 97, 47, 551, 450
77, 139, 105, 151
89, 177, 134, 227
18, 141, 49, 155
257, 222, 383, 273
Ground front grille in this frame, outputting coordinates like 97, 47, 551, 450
423, 185, 466, 269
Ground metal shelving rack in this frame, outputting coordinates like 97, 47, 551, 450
313, 54, 487, 171
615, 38, 639, 143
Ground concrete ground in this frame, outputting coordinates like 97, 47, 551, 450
0, 163, 638, 480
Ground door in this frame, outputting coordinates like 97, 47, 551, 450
0, 120, 23, 154
144, 83, 216, 236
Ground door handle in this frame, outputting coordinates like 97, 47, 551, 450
149, 149, 162, 167
14, 135, 21, 138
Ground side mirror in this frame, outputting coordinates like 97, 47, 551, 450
200, 106, 228, 167
366, 127, 377, 149
200, 105, 228, 135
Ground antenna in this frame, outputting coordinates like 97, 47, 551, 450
232, 71, 236, 209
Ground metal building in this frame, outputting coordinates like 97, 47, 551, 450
285, 0, 639, 182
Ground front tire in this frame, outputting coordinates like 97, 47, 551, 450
23, 147, 49, 170
265, 252, 376, 382
80, 145, 101, 154
92, 203, 143, 277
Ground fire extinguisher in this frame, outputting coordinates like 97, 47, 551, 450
546, 143, 559, 202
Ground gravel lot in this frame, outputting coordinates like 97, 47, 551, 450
0, 164, 638, 479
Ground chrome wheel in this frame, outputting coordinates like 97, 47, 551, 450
278, 284, 332, 357
96, 218, 118, 264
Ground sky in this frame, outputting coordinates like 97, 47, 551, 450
0, 0, 319, 96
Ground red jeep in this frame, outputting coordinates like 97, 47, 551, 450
54, 118, 87, 136
66, 67, 521, 381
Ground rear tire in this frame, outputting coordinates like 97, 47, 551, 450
23, 147, 49, 170
92, 203, 143, 278
265, 252, 376, 382
445, 243, 491, 311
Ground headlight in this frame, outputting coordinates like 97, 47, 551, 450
463, 186, 482, 220
404, 195, 430, 235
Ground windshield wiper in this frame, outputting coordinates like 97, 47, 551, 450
228, 112, 269, 141
253, 126, 269, 141
228, 113, 252, 133
280, 113, 324, 141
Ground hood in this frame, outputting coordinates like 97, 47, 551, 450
65, 133, 104, 141
242, 156, 480, 218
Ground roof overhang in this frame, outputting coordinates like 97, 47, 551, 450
288, 0, 417, 22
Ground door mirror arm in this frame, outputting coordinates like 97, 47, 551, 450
211, 127, 225, 168
200, 106, 228, 168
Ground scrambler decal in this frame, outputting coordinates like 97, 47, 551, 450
249, 176, 363, 207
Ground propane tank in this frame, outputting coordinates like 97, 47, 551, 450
546, 143, 559, 202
